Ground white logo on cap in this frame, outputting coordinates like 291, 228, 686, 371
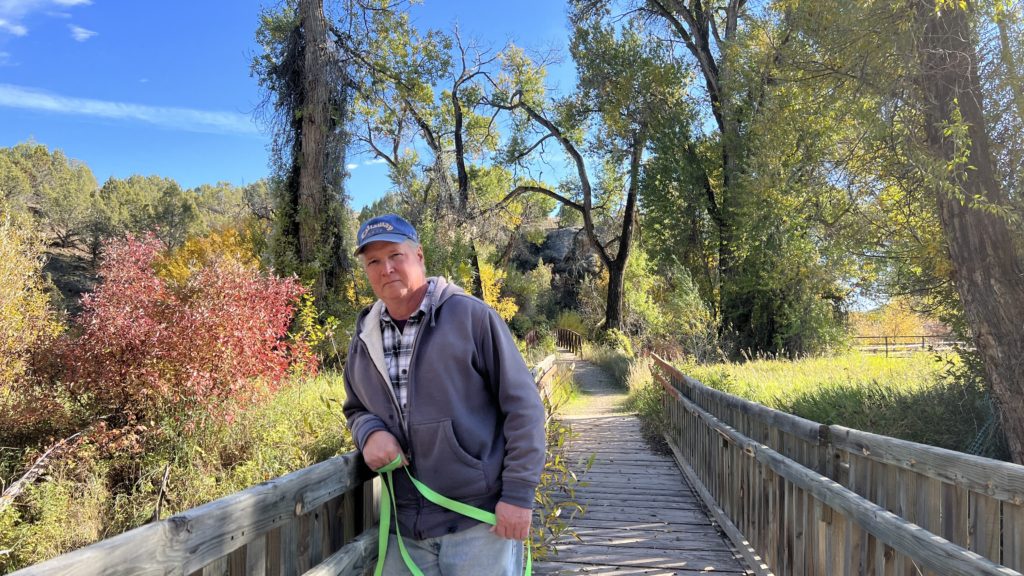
361, 221, 394, 239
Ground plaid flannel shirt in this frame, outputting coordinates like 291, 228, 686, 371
380, 278, 436, 419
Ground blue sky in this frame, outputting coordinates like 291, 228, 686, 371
0, 0, 573, 209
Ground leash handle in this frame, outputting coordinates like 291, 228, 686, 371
372, 455, 532, 576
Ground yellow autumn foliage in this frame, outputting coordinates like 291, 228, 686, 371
157, 227, 261, 285
478, 261, 518, 322
849, 297, 929, 340
0, 214, 63, 389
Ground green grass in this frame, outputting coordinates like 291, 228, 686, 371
679, 351, 948, 406
578, 346, 997, 458
580, 343, 631, 388
676, 351, 995, 453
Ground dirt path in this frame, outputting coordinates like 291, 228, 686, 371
554, 352, 631, 419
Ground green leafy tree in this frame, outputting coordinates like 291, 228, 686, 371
91, 175, 200, 259
1, 143, 97, 248
494, 11, 692, 332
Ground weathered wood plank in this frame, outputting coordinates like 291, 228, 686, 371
550, 543, 743, 566
279, 519, 298, 576
666, 383, 1022, 576
245, 535, 267, 576
535, 410, 752, 576
227, 546, 246, 576
8, 453, 372, 576
1005, 501, 1024, 571
534, 561, 747, 575
830, 425, 1024, 505
300, 529, 375, 576
970, 493, 1001, 564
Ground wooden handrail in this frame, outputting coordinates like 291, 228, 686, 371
9, 452, 376, 576
10, 354, 564, 576
651, 353, 1024, 576
555, 328, 584, 355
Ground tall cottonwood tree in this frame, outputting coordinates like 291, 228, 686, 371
254, 0, 352, 303
776, 0, 1024, 459
576, 0, 843, 350
912, 0, 1024, 464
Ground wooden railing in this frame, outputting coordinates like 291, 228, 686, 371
10, 356, 565, 576
9, 452, 378, 576
555, 328, 583, 355
652, 354, 1024, 576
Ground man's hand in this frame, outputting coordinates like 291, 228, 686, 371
490, 501, 532, 541
362, 430, 407, 471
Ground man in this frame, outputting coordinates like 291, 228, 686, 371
343, 214, 546, 576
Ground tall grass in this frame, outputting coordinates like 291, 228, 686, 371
678, 351, 994, 453
583, 346, 995, 458
581, 342, 631, 387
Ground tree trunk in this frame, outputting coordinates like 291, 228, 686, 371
299, 0, 329, 297
605, 260, 625, 331
915, 0, 1024, 464
603, 134, 644, 332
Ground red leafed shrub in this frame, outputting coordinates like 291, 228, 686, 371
60, 234, 314, 424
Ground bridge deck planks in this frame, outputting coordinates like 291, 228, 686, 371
533, 415, 751, 575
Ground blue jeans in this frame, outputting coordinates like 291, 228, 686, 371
382, 523, 524, 576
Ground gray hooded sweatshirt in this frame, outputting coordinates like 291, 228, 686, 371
342, 277, 546, 540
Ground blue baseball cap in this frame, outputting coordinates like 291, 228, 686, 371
355, 214, 419, 255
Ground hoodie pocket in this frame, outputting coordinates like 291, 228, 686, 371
411, 419, 489, 500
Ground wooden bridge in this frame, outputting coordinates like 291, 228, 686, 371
10, 339, 1024, 576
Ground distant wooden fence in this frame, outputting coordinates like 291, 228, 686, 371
10, 356, 564, 576
555, 328, 583, 355
853, 335, 965, 357
652, 354, 1024, 576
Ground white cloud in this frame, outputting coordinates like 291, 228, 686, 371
0, 84, 261, 135
0, 0, 91, 37
0, 18, 27, 35
367, 157, 387, 165
68, 23, 94, 41
346, 163, 359, 170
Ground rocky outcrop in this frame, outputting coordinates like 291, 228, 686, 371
511, 227, 600, 309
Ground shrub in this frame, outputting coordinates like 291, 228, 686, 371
599, 328, 634, 358
0, 370, 353, 572
0, 215, 63, 388
506, 262, 555, 330
57, 234, 313, 425
156, 226, 262, 285
0, 215, 69, 445
478, 260, 518, 322
581, 343, 631, 388
555, 310, 586, 335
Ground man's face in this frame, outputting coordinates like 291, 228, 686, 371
360, 241, 427, 304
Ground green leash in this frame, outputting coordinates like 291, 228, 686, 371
373, 455, 532, 576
